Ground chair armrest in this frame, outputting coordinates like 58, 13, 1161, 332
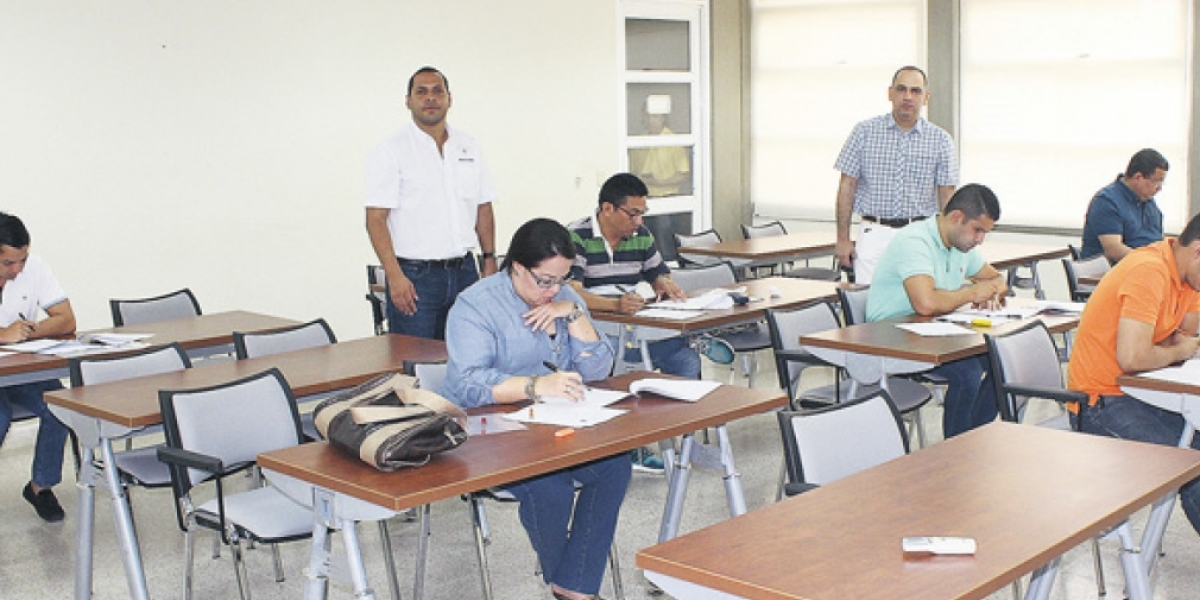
1003, 384, 1088, 406
783, 482, 821, 497
157, 446, 223, 474
774, 349, 828, 367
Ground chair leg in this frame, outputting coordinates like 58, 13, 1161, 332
184, 526, 197, 600
270, 541, 285, 582
212, 531, 221, 559
1091, 537, 1107, 596
608, 539, 625, 600
414, 504, 432, 600
468, 495, 495, 600
775, 459, 787, 502
230, 537, 253, 600
377, 520, 402, 600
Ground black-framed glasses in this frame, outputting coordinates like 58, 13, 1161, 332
618, 206, 646, 220
528, 269, 573, 289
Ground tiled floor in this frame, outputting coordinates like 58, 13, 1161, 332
0, 360, 1197, 599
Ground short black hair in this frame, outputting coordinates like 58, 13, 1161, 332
407, 66, 449, 96
892, 65, 928, 87
0, 212, 31, 249
1179, 213, 1200, 246
597, 173, 648, 209
943, 184, 1001, 222
1125, 148, 1168, 179
502, 218, 576, 272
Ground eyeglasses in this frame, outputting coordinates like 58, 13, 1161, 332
618, 206, 646, 220
528, 269, 573, 289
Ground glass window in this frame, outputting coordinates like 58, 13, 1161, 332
628, 145, 694, 198
626, 18, 690, 71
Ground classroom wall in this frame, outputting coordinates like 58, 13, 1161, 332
0, 1, 621, 339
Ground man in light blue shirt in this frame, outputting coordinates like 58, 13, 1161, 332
867, 184, 1008, 437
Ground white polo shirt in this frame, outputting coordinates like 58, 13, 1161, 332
365, 123, 498, 260
0, 254, 67, 327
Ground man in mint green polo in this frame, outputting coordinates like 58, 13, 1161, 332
866, 184, 1008, 438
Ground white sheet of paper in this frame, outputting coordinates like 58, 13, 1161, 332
79, 332, 155, 346
634, 308, 704, 320
1, 339, 69, 353
1034, 300, 1086, 314
629, 378, 721, 402
501, 405, 627, 428
936, 313, 1016, 327
896, 322, 979, 337
540, 387, 631, 409
1139, 359, 1200, 384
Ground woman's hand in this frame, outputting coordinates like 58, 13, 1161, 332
523, 301, 577, 332
536, 371, 586, 401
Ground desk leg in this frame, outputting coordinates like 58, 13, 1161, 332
100, 440, 150, 600
414, 504, 431, 600
303, 517, 331, 600
1139, 493, 1176, 575
74, 444, 97, 600
1023, 557, 1060, 600
341, 523, 377, 600
714, 425, 747, 517
658, 434, 695, 542
1117, 522, 1153, 600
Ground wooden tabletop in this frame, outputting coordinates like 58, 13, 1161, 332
257, 372, 786, 512
0, 310, 300, 379
590, 276, 843, 333
676, 231, 836, 261
800, 312, 1079, 365
43, 334, 447, 428
637, 422, 1200, 600
979, 242, 1070, 270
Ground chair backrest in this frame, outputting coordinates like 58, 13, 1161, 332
110, 288, 202, 327
776, 391, 908, 487
741, 221, 787, 239
367, 265, 387, 335
673, 229, 723, 266
765, 302, 842, 399
671, 261, 738, 293
985, 320, 1066, 423
69, 342, 192, 387
233, 318, 336, 360
159, 368, 302, 491
1068, 244, 1082, 260
403, 360, 449, 392
837, 285, 870, 325
1061, 255, 1109, 302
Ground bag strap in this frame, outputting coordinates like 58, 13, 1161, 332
348, 388, 467, 425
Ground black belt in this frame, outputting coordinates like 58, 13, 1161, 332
397, 252, 472, 269
862, 215, 927, 228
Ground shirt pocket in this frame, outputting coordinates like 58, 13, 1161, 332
454, 157, 482, 201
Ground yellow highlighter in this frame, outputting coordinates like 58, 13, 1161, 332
970, 317, 992, 328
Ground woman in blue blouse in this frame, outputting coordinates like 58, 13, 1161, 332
442, 218, 628, 600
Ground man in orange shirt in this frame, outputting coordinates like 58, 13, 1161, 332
1068, 213, 1200, 536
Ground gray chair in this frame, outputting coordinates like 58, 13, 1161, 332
1062, 254, 1109, 302
673, 229, 723, 267
233, 319, 336, 442
157, 369, 313, 600
776, 390, 908, 497
985, 320, 1106, 597
741, 221, 839, 281
109, 288, 201, 327
68, 343, 193, 490
834, 285, 934, 446
671, 262, 771, 385
764, 302, 855, 409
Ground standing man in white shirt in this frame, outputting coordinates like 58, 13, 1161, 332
0, 212, 76, 522
366, 66, 499, 340
834, 66, 958, 284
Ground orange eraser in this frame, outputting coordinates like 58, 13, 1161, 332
554, 428, 576, 438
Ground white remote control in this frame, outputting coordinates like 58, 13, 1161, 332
902, 536, 977, 555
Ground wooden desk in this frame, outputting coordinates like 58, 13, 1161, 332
259, 372, 787, 600
590, 276, 842, 371
676, 231, 836, 267
800, 311, 1079, 386
43, 334, 446, 600
0, 310, 299, 388
979, 242, 1071, 300
636, 422, 1200, 600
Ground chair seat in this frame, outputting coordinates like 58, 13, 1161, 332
718, 327, 772, 352
114, 446, 172, 487
797, 377, 930, 414
196, 486, 313, 541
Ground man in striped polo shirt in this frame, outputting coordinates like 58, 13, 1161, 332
568, 173, 701, 471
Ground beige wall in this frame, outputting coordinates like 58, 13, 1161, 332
0, 1, 622, 338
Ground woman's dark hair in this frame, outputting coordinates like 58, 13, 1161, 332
502, 218, 576, 272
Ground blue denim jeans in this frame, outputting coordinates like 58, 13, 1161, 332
504, 453, 632, 594
385, 255, 479, 340
0, 380, 69, 488
1073, 394, 1200, 536
610, 335, 701, 379
930, 354, 997, 439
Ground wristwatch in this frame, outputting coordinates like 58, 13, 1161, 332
564, 303, 585, 323
480, 252, 496, 260
525, 375, 540, 401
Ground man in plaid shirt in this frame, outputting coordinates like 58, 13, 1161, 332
834, 66, 958, 284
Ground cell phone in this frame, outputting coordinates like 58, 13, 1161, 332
901, 536, 977, 555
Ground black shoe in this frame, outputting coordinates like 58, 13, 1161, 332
23, 482, 65, 522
